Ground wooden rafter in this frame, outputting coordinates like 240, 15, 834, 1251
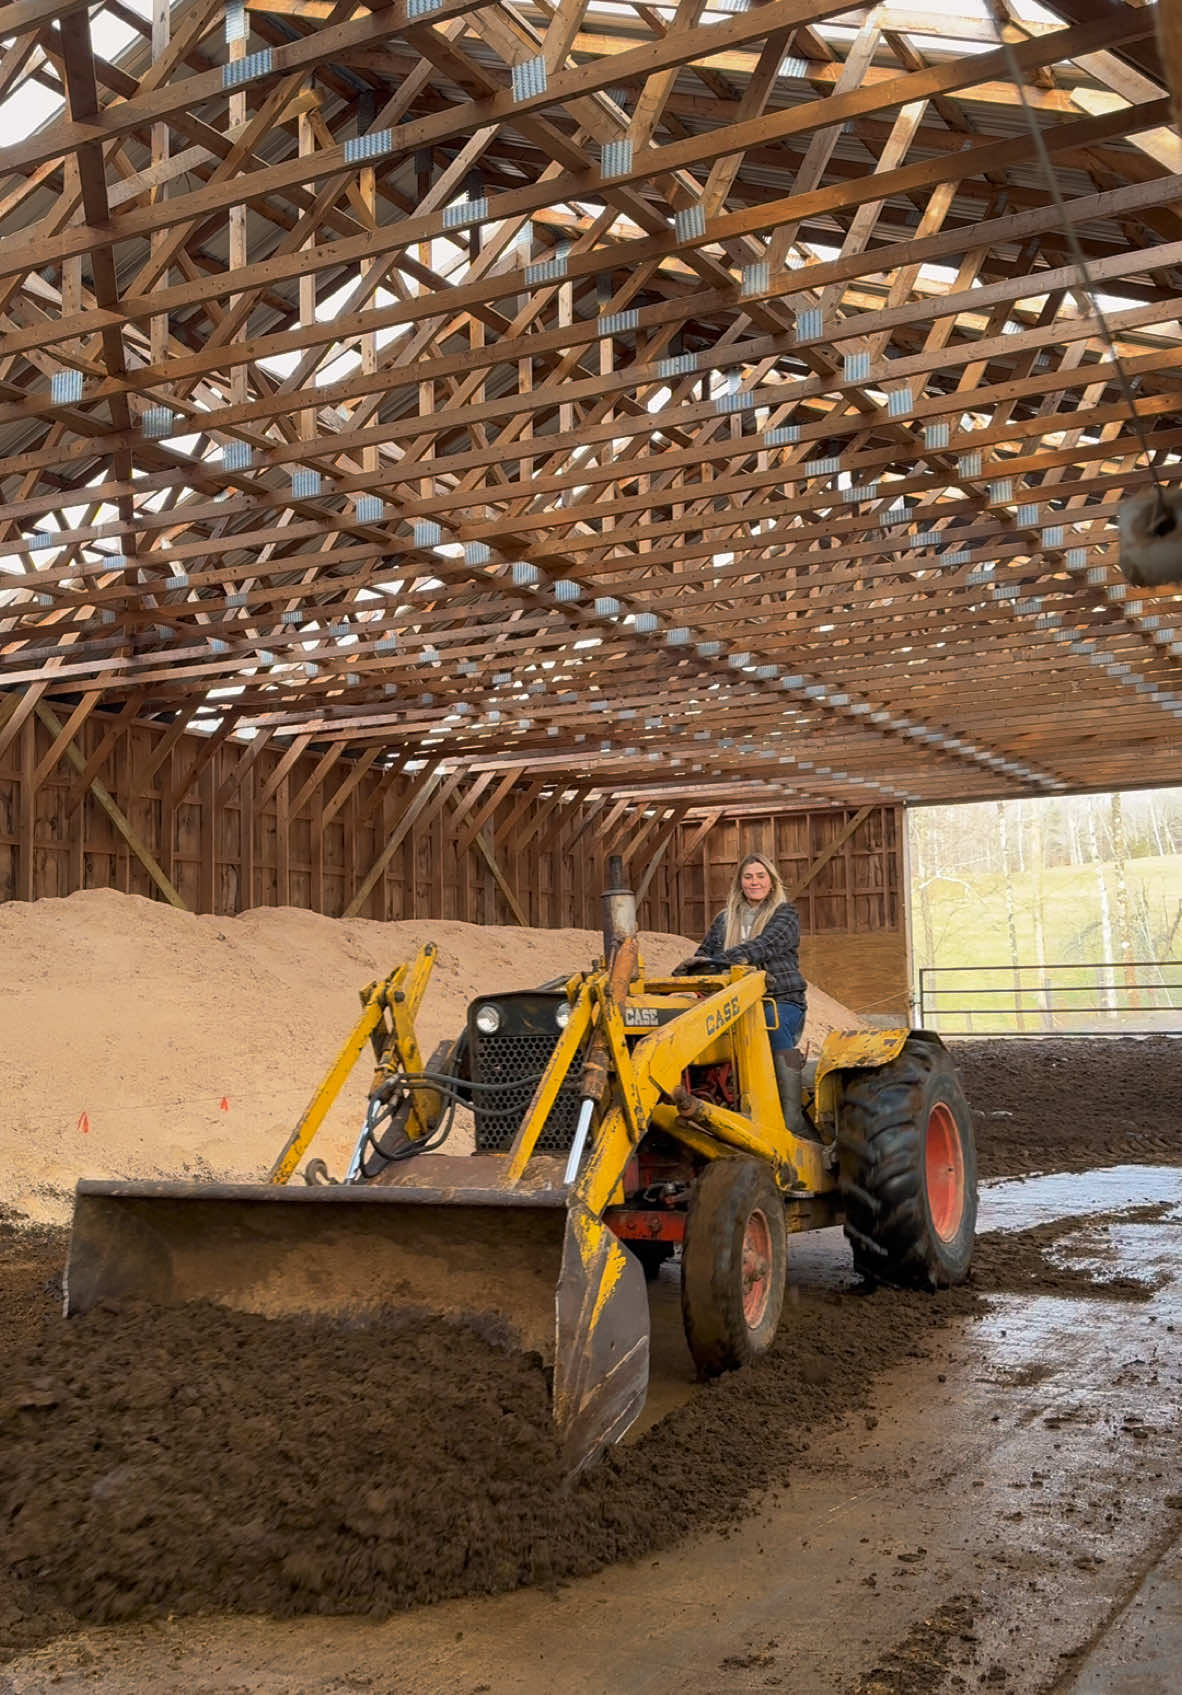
0, 0, 1179, 824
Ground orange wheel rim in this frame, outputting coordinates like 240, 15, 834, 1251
926, 1103, 965, 1241
741, 1208, 773, 1327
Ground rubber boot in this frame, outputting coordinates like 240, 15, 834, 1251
774, 1049, 821, 1142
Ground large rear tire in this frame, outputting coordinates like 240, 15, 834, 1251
837, 1035, 977, 1288
680, 1159, 787, 1376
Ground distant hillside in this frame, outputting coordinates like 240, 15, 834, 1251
909, 792, 1182, 1036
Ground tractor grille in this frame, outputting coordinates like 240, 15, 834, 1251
470, 1030, 583, 1152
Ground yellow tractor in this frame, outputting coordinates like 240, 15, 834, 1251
65, 860, 977, 1473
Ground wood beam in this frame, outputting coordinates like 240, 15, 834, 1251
34, 700, 188, 909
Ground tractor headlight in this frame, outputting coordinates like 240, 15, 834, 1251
475, 1003, 503, 1035
554, 1001, 571, 1030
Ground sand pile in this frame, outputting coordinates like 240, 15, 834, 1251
0, 890, 862, 1224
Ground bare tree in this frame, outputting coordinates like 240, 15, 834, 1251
998, 801, 1025, 1033
1085, 802, 1117, 1017
1026, 800, 1053, 1031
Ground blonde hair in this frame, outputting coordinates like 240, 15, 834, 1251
723, 852, 788, 949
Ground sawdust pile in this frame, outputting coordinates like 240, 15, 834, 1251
0, 890, 861, 1225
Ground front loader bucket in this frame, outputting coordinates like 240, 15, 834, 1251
554, 1202, 649, 1472
65, 1160, 650, 1471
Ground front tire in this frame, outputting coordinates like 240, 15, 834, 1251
680, 1159, 787, 1376
837, 1035, 977, 1288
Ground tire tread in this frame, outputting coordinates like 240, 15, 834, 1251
837, 1038, 977, 1289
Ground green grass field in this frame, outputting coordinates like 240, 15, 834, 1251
913, 855, 1182, 1035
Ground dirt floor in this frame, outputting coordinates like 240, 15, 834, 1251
1, 1180, 1178, 1695
0, 895, 1179, 1694
954, 1036, 1182, 1179
0, 1260, 977, 1656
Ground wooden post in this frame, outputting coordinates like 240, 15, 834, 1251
899, 804, 917, 1023
19, 716, 36, 901
276, 774, 291, 907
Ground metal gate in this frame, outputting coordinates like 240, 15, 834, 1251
916, 961, 1182, 1037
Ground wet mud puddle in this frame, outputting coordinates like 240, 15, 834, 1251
637, 1165, 1182, 1441
975, 1165, 1181, 1305
979, 1164, 1182, 1232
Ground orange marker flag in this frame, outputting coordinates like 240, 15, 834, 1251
219, 1097, 229, 1111
77, 1111, 90, 1134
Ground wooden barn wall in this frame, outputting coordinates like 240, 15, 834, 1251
0, 715, 909, 1011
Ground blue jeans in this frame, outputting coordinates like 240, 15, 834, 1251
765, 1000, 806, 1053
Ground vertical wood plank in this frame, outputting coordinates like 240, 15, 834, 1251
19, 717, 35, 901
276, 776, 290, 908
241, 764, 256, 914
160, 751, 177, 894
403, 806, 415, 922
479, 821, 495, 923
455, 808, 470, 924
311, 788, 325, 916
70, 748, 86, 892
198, 758, 216, 913
382, 779, 399, 920
347, 782, 360, 921
432, 809, 445, 917
116, 727, 129, 894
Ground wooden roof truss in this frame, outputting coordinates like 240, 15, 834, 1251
1, 0, 1181, 813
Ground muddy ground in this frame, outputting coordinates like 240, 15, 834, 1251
0, 1036, 1179, 1688
2, 1234, 983, 1659
953, 1035, 1181, 1178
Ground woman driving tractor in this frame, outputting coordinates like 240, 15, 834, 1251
676, 852, 812, 1137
